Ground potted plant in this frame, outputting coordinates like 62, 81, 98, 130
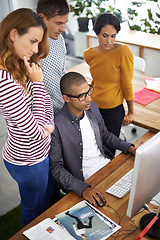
69, 0, 93, 32
69, 0, 124, 32
127, 0, 160, 34
69, 0, 110, 31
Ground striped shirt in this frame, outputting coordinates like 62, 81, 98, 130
41, 35, 66, 113
0, 69, 54, 166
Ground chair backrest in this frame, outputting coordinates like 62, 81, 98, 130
134, 56, 146, 72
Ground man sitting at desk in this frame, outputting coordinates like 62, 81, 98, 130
49, 72, 136, 207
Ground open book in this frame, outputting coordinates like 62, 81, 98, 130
23, 217, 75, 240
23, 200, 120, 240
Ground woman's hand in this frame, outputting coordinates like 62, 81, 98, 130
44, 124, 54, 138
23, 56, 43, 82
128, 145, 137, 155
123, 99, 134, 125
122, 113, 134, 126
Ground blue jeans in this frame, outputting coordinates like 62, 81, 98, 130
4, 157, 56, 227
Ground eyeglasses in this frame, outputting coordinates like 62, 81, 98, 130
64, 84, 94, 102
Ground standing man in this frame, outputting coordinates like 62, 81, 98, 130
37, 0, 70, 113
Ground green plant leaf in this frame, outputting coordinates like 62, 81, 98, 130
147, 9, 153, 20
130, 24, 142, 31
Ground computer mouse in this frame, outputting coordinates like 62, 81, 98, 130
95, 194, 106, 207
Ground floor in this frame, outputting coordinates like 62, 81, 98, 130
0, 56, 148, 216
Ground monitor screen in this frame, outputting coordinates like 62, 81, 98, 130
127, 131, 160, 218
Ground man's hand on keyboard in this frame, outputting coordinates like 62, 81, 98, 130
128, 146, 137, 155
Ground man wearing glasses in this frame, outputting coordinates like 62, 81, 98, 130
49, 72, 136, 207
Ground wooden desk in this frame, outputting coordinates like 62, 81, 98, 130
86, 30, 160, 58
10, 131, 155, 240
68, 62, 160, 133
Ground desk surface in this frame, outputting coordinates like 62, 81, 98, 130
68, 62, 160, 133
87, 30, 160, 50
10, 131, 155, 240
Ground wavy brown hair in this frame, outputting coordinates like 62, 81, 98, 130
0, 8, 49, 91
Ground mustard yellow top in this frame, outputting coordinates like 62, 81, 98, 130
83, 45, 134, 109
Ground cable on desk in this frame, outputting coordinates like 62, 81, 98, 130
112, 222, 139, 240
115, 217, 139, 239
105, 204, 140, 239
106, 204, 121, 225
106, 204, 156, 239
122, 227, 139, 240
120, 205, 155, 240
110, 207, 151, 239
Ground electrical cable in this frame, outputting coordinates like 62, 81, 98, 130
108, 204, 154, 239
106, 204, 121, 225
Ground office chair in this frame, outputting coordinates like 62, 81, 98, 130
134, 56, 146, 72
121, 56, 146, 141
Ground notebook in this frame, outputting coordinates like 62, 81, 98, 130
134, 88, 160, 106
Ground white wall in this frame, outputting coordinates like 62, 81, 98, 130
0, 0, 11, 21
10, 0, 38, 11
0, 0, 38, 22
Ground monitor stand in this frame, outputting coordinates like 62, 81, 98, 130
140, 212, 160, 239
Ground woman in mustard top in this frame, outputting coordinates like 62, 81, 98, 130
84, 13, 134, 146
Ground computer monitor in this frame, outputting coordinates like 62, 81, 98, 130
126, 131, 160, 238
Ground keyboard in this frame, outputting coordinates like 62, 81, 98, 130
106, 168, 133, 198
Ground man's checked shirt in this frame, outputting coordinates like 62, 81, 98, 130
41, 35, 66, 113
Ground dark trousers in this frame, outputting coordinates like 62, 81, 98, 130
99, 104, 125, 155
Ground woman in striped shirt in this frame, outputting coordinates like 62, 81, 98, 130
0, 8, 55, 226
